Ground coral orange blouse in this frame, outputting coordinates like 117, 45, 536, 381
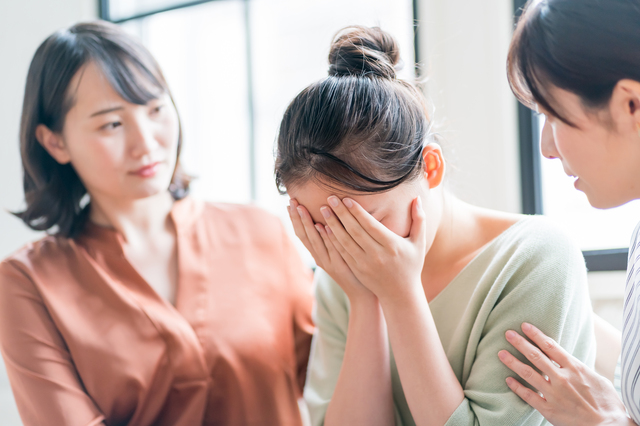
0, 197, 314, 426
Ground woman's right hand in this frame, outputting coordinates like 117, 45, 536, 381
498, 322, 634, 426
288, 199, 374, 301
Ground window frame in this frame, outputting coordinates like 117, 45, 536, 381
513, 0, 628, 272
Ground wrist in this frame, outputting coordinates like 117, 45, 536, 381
349, 292, 381, 312
377, 280, 425, 311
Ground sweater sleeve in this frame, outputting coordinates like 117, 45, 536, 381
302, 269, 349, 426
279, 222, 315, 396
445, 222, 596, 426
0, 259, 105, 426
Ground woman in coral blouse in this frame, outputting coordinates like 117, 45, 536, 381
0, 21, 313, 426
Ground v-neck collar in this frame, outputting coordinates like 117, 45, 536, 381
428, 216, 532, 307
77, 196, 212, 373
77, 196, 202, 256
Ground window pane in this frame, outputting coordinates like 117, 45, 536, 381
539, 115, 640, 250
109, 0, 204, 22
121, 1, 252, 204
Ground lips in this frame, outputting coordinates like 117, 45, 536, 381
131, 162, 161, 178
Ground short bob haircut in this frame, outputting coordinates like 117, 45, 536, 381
15, 20, 189, 238
508, 0, 640, 126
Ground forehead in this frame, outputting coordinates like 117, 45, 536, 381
69, 62, 122, 107
68, 60, 164, 113
288, 180, 409, 225
538, 85, 593, 124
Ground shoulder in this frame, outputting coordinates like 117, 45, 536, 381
202, 201, 283, 230
628, 220, 640, 261
472, 215, 588, 304
494, 215, 585, 270
481, 216, 590, 311
196, 200, 288, 246
196, 202, 291, 256
0, 235, 73, 281
0, 235, 76, 305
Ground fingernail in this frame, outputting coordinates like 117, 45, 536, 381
498, 350, 508, 360
506, 330, 517, 341
326, 226, 333, 235
328, 196, 339, 207
506, 377, 515, 386
417, 196, 422, 209
321, 207, 331, 219
315, 224, 323, 233
522, 323, 531, 332
297, 206, 304, 219
343, 198, 353, 208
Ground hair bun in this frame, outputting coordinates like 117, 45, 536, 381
328, 26, 401, 79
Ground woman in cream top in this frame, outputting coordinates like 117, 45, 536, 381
274, 25, 595, 426
0, 21, 313, 426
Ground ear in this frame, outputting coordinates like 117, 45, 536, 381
422, 144, 445, 189
35, 124, 71, 164
610, 79, 640, 135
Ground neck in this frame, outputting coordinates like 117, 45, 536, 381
88, 190, 175, 243
421, 191, 478, 283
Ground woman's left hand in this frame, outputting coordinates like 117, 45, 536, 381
319, 195, 427, 305
498, 322, 632, 426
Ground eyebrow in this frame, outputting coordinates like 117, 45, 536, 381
90, 106, 124, 117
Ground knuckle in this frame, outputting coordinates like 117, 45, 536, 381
521, 365, 535, 380
529, 349, 543, 362
555, 373, 570, 387
371, 251, 384, 265
519, 387, 534, 402
572, 361, 586, 375
542, 338, 556, 352
349, 227, 364, 241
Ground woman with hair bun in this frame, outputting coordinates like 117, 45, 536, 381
0, 20, 314, 426
498, 1, 640, 425
275, 25, 595, 426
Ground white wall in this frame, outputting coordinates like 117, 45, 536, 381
417, 0, 520, 213
0, 1, 97, 423
0, 0, 97, 258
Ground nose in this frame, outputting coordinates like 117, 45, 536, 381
128, 116, 159, 159
539, 119, 559, 160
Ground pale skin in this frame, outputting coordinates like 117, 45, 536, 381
35, 61, 181, 305
287, 144, 522, 426
498, 80, 640, 426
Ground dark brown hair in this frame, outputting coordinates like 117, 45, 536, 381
15, 20, 189, 238
508, 0, 640, 125
274, 26, 432, 194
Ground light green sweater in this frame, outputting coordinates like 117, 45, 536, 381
304, 216, 596, 426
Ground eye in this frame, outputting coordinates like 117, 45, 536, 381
150, 104, 164, 115
101, 121, 122, 131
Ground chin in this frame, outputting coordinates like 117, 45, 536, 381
585, 192, 633, 210
131, 180, 173, 200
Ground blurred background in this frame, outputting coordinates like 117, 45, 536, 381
0, 0, 635, 423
